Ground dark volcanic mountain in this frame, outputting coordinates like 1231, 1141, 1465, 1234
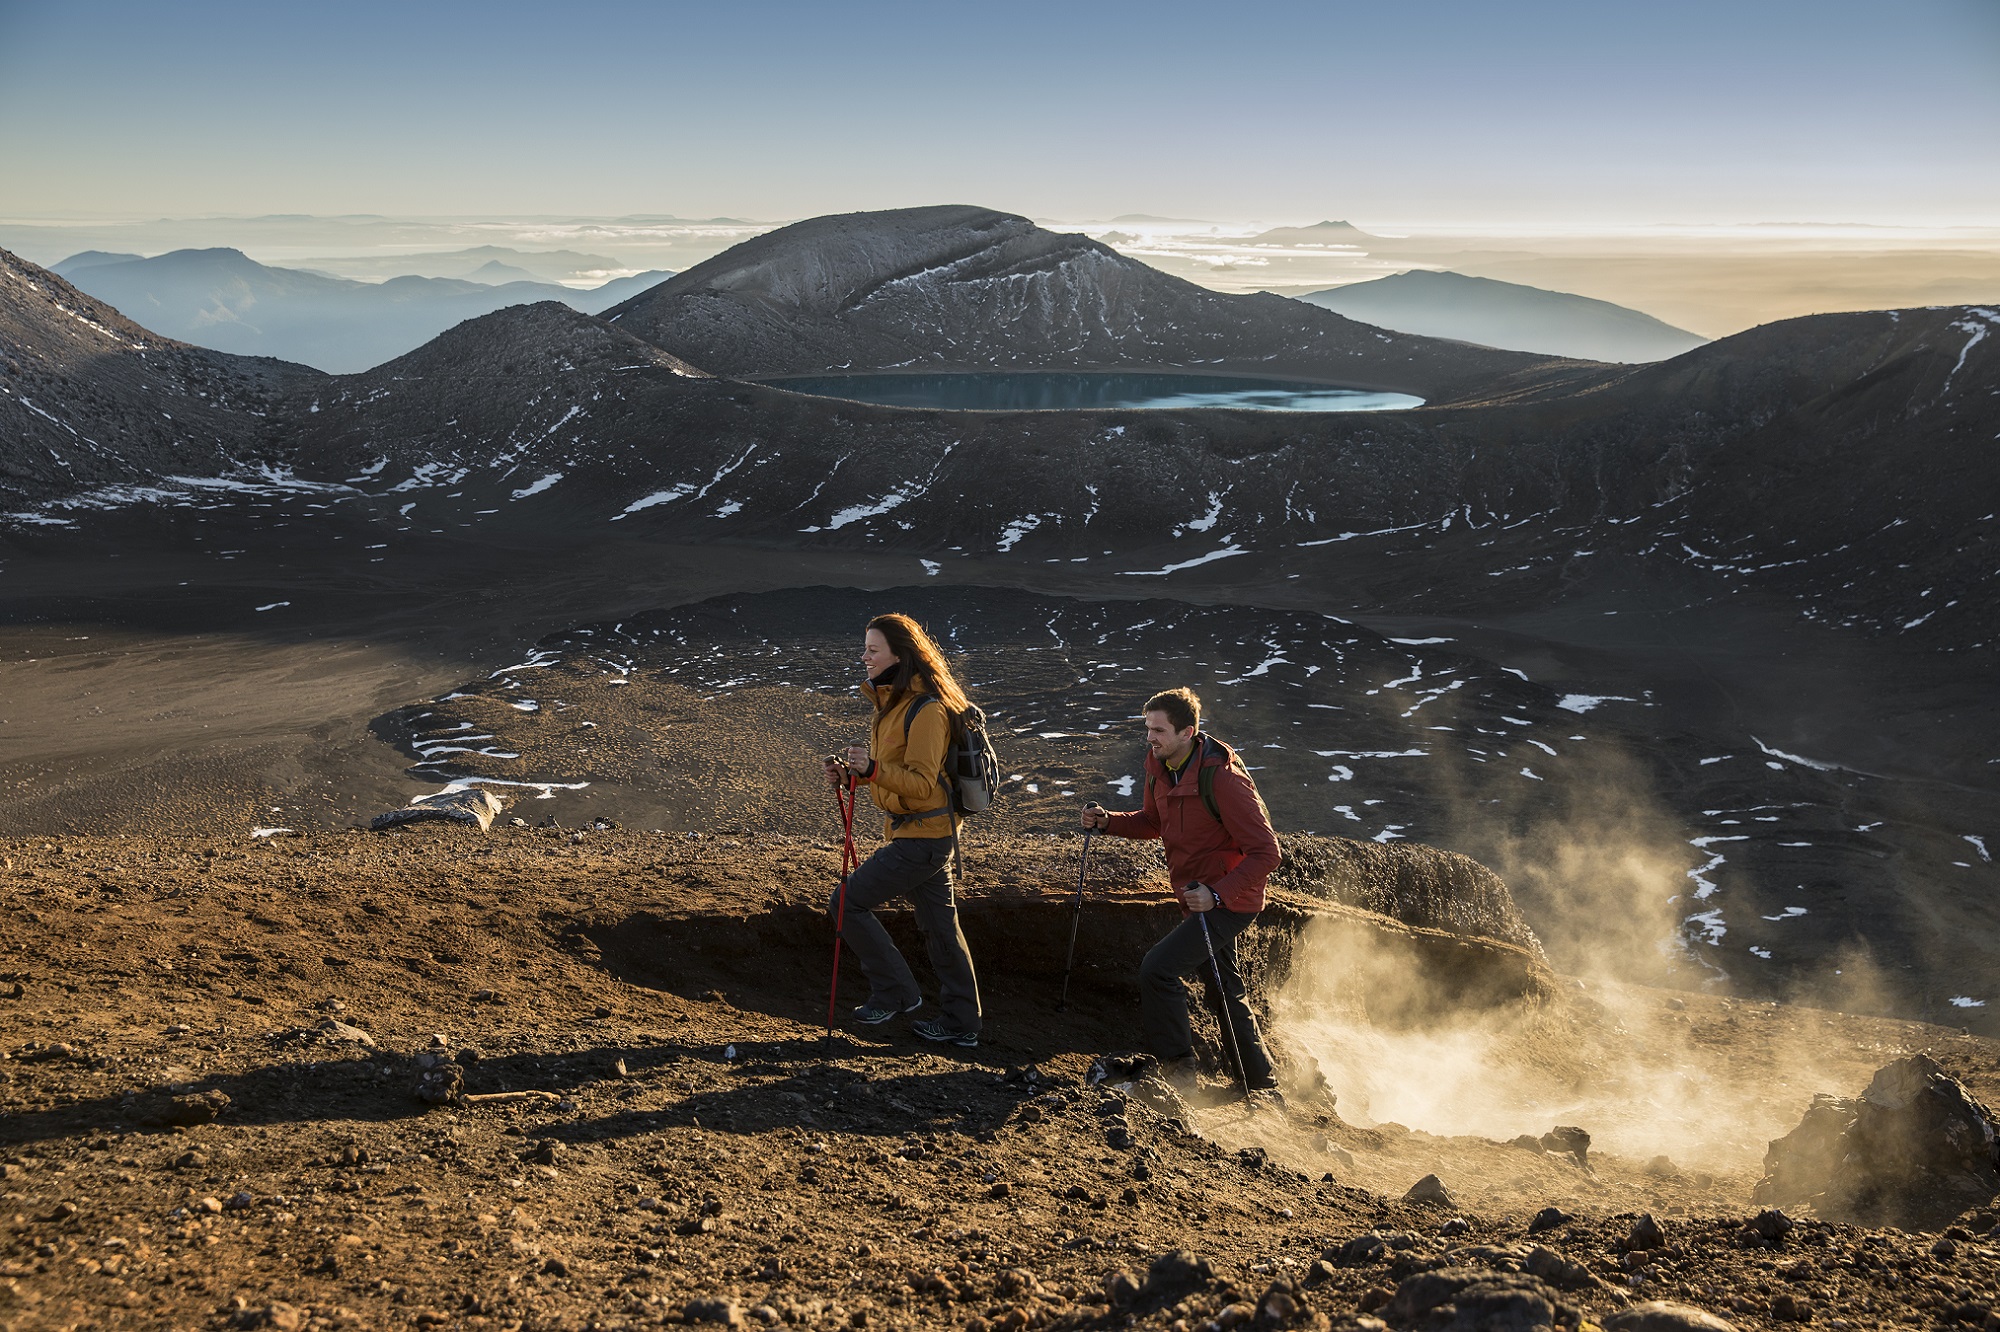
602, 205, 1576, 403
241, 293, 1998, 658
1298, 269, 1709, 363
0, 247, 315, 508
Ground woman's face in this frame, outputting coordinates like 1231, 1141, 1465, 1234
862, 627, 899, 677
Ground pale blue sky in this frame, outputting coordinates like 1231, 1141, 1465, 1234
2, 0, 1995, 225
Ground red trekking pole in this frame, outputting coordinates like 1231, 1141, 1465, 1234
825, 772, 860, 1046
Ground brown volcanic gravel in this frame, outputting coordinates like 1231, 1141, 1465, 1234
1, 828, 1996, 1331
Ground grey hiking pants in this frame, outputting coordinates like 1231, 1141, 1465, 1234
1140, 906, 1275, 1087
827, 836, 981, 1034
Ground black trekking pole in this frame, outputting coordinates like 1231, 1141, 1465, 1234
1057, 827, 1096, 1011
1195, 901, 1255, 1108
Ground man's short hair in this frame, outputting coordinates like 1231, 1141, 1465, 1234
1144, 687, 1201, 734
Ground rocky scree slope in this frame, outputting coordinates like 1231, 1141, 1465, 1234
0, 247, 317, 507
602, 205, 1586, 404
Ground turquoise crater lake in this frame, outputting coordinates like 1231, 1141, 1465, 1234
762, 371, 1424, 413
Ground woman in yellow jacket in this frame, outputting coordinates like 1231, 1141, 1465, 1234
822, 612, 982, 1046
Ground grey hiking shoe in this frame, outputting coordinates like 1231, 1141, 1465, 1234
853, 997, 921, 1026
911, 1018, 979, 1048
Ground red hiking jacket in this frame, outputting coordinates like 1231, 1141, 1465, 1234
1102, 734, 1281, 913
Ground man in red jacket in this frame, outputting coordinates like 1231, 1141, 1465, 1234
1081, 686, 1280, 1091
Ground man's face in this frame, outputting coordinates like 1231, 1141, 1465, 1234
1144, 710, 1196, 763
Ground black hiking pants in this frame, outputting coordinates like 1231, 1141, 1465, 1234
1140, 906, 1275, 1087
827, 836, 981, 1034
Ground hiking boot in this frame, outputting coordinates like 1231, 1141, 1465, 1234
853, 997, 921, 1026
911, 1018, 979, 1048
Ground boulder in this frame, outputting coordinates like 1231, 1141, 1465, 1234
1386, 1267, 1581, 1331
369, 787, 504, 833
1754, 1054, 2000, 1224
1540, 1125, 1591, 1169
1603, 1302, 1737, 1332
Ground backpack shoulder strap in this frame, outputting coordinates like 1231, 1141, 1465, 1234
1196, 734, 1246, 823
902, 693, 937, 742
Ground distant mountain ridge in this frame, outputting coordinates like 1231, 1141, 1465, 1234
1247, 220, 1383, 246
1298, 269, 1709, 363
51, 249, 673, 373
603, 204, 1569, 403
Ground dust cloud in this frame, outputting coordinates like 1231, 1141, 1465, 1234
1259, 734, 1901, 1178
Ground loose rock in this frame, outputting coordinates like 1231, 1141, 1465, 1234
1603, 1301, 1739, 1331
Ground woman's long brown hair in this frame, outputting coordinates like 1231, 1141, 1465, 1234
866, 612, 970, 715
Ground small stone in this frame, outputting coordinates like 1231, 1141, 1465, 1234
542, 1255, 570, 1277
988, 1181, 1011, 1199
317, 1019, 376, 1048
1745, 1209, 1794, 1243
1770, 1292, 1813, 1323
1215, 1301, 1255, 1328
1645, 1155, 1681, 1178
1604, 1301, 1740, 1331
50, 1200, 78, 1220
173, 1150, 208, 1170
1104, 1270, 1141, 1307
1525, 1246, 1595, 1289
1510, 1134, 1546, 1152
1440, 1217, 1471, 1237
1331, 1233, 1388, 1265
260, 1303, 305, 1332
1528, 1205, 1575, 1235
225, 1190, 255, 1211
749, 1307, 781, 1326
1402, 1173, 1455, 1207
1625, 1214, 1667, 1251
683, 1296, 744, 1326
1931, 1235, 1957, 1260
1140, 1249, 1212, 1300
198, 1196, 224, 1214
1540, 1125, 1591, 1169
1260, 1288, 1299, 1322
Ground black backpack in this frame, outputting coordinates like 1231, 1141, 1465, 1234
905, 694, 1001, 816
